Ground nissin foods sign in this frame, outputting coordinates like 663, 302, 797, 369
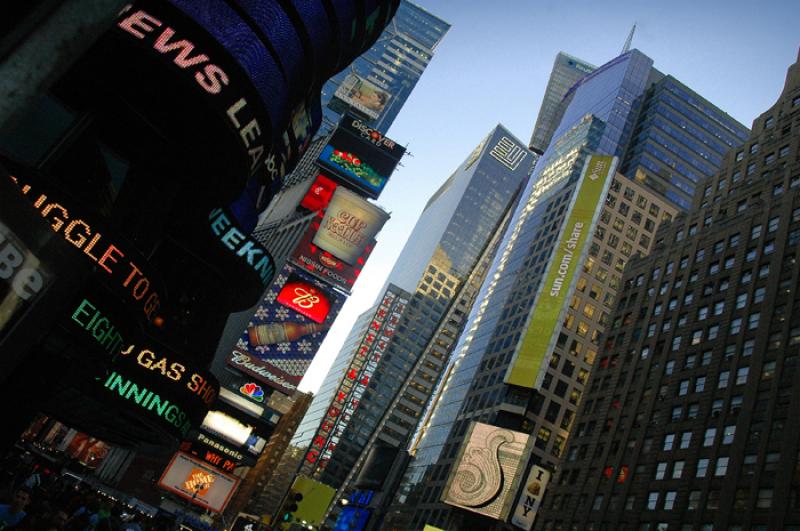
504, 155, 617, 389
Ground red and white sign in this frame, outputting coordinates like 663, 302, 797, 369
276, 277, 331, 323
158, 452, 239, 513
300, 174, 337, 212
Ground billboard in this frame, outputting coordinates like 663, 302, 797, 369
290, 213, 375, 294
228, 263, 344, 394
442, 422, 529, 520
318, 115, 405, 199
289, 476, 337, 528
158, 452, 239, 513
312, 187, 389, 265
299, 174, 338, 212
333, 74, 391, 120
504, 155, 617, 389
510, 465, 551, 530
303, 288, 408, 471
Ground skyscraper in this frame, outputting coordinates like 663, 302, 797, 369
388, 49, 749, 531
320, 1, 450, 135
290, 126, 535, 519
537, 49, 800, 531
529, 52, 595, 155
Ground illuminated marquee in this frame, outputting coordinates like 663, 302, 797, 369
8, 171, 163, 322
303, 289, 408, 470
208, 208, 275, 287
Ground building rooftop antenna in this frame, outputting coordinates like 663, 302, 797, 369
621, 23, 636, 54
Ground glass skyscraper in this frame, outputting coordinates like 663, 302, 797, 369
529, 52, 595, 155
387, 49, 749, 531
320, 0, 450, 135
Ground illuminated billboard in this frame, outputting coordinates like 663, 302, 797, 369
511, 465, 551, 530
333, 74, 391, 120
302, 288, 408, 472
158, 452, 239, 513
312, 187, 389, 265
442, 422, 529, 520
289, 476, 337, 528
318, 115, 405, 199
504, 155, 617, 389
228, 263, 343, 394
290, 213, 375, 294
299, 174, 338, 212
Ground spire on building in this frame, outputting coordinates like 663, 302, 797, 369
621, 23, 636, 54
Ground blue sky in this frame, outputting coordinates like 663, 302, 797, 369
299, 0, 800, 392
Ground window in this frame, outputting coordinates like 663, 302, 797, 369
698, 306, 709, 320
751, 224, 763, 239
663, 433, 675, 451
691, 330, 703, 345
730, 318, 742, 334
748, 312, 760, 330
647, 492, 659, 510
680, 432, 692, 449
723, 425, 736, 444
736, 150, 744, 162
762, 361, 776, 380
696, 458, 709, 477
655, 462, 667, 480
695, 377, 706, 393
713, 301, 725, 315
754, 287, 765, 303
688, 490, 701, 510
592, 495, 604, 511
703, 428, 716, 447
715, 456, 729, 476
672, 336, 682, 351
768, 216, 779, 233
678, 380, 689, 396
736, 367, 749, 385
756, 489, 773, 509
664, 491, 677, 510
671, 406, 683, 421
750, 142, 759, 154
687, 403, 700, 419
736, 293, 747, 309
758, 263, 770, 278
743, 339, 755, 356
708, 325, 719, 340
718, 371, 730, 388
701, 351, 712, 366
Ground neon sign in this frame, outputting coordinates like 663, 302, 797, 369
276, 275, 331, 323
9, 173, 162, 322
208, 208, 275, 287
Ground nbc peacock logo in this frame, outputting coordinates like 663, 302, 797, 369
239, 382, 265, 402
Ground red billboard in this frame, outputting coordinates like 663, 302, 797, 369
300, 174, 338, 212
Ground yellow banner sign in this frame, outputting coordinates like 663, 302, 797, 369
504, 155, 617, 388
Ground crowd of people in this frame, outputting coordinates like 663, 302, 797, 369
0, 451, 153, 531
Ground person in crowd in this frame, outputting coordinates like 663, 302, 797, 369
0, 487, 32, 529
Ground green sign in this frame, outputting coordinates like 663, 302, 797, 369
505, 155, 616, 389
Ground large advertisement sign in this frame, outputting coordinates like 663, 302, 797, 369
290, 213, 375, 294
289, 476, 337, 528
511, 465, 551, 530
228, 263, 343, 394
442, 422, 529, 521
504, 155, 617, 389
300, 174, 338, 212
312, 187, 388, 265
158, 452, 239, 513
333, 74, 391, 120
318, 115, 405, 199
303, 289, 407, 471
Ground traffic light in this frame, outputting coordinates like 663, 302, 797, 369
280, 490, 304, 524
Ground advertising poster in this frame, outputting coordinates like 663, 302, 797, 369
511, 465, 551, 529
333, 74, 391, 120
312, 187, 389, 265
442, 422, 529, 521
290, 214, 375, 294
158, 452, 239, 513
229, 263, 343, 394
318, 115, 405, 199
504, 155, 617, 389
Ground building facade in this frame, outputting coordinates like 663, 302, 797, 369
320, 0, 450, 135
537, 49, 800, 531
387, 48, 748, 531
528, 52, 595, 155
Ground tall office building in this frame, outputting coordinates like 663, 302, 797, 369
320, 0, 450, 135
387, 49, 748, 531
291, 126, 535, 513
529, 52, 595, 155
538, 50, 800, 531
